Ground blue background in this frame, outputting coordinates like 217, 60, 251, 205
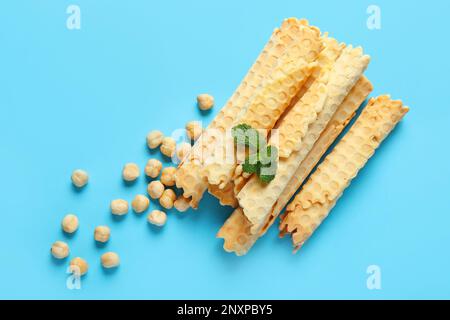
0, 0, 448, 299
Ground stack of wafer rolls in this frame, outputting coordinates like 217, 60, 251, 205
280, 96, 409, 251
176, 18, 322, 208
174, 17, 408, 256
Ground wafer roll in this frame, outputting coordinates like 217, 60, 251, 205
260, 76, 373, 235
217, 77, 373, 255
208, 183, 239, 208
209, 36, 343, 207
238, 46, 370, 236
276, 37, 345, 158
280, 95, 409, 251
201, 24, 322, 190
176, 18, 321, 208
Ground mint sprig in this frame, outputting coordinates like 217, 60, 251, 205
232, 123, 278, 184
231, 124, 266, 151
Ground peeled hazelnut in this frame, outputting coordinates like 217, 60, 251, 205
51, 241, 69, 259
147, 210, 167, 227
159, 189, 176, 209
147, 130, 163, 149
174, 196, 191, 212
147, 180, 165, 199
160, 137, 176, 158
122, 163, 140, 182
144, 159, 162, 178
111, 199, 129, 215
161, 167, 177, 187
69, 257, 88, 276
71, 169, 89, 188
62, 214, 78, 234
197, 93, 214, 111
101, 252, 120, 269
132, 194, 150, 213
186, 121, 202, 141
176, 142, 191, 162
94, 226, 110, 243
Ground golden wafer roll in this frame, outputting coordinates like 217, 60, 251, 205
176, 18, 319, 208
238, 46, 370, 236
280, 95, 409, 251
276, 38, 344, 158
217, 77, 373, 255
209, 36, 341, 207
208, 183, 239, 208
198, 21, 323, 197
260, 76, 373, 235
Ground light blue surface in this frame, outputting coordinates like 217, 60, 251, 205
0, 0, 449, 299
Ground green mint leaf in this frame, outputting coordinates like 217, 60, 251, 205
259, 173, 276, 183
232, 124, 266, 152
242, 162, 259, 174
259, 145, 278, 166
258, 145, 278, 183
232, 124, 252, 145
242, 152, 260, 174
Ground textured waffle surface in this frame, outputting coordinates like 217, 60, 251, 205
217, 208, 253, 256
200, 21, 322, 192
237, 46, 370, 235
259, 76, 373, 235
175, 18, 308, 208
280, 95, 409, 250
277, 37, 344, 158
208, 183, 238, 208
217, 77, 372, 255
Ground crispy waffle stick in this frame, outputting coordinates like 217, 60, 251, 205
237, 46, 370, 236
260, 76, 373, 235
279, 95, 409, 251
208, 34, 345, 207
209, 36, 345, 207
176, 18, 321, 208
217, 76, 373, 255
201, 24, 322, 190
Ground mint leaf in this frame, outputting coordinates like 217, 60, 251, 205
242, 162, 259, 174
232, 124, 253, 145
242, 152, 260, 174
258, 146, 278, 183
259, 173, 276, 184
259, 146, 278, 166
232, 124, 265, 151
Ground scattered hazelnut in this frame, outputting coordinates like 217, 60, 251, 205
161, 167, 177, 187
69, 257, 89, 276
147, 210, 167, 227
147, 130, 163, 149
132, 194, 150, 213
176, 142, 191, 162
122, 163, 140, 182
174, 196, 191, 212
144, 159, 162, 178
62, 214, 79, 234
147, 180, 165, 199
111, 199, 129, 215
159, 189, 176, 209
160, 137, 176, 158
50, 241, 69, 259
197, 93, 214, 111
71, 169, 89, 188
94, 226, 110, 243
101, 252, 120, 269
186, 121, 202, 141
